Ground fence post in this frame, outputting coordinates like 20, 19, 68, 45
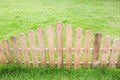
92, 33, 102, 68
19, 33, 30, 66
46, 26, 55, 67
83, 30, 92, 69
0, 43, 6, 64
2, 40, 13, 64
11, 37, 22, 64
37, 28, 46, 67
28, 31, 38, 67
109, 40, 120, 68
74, 28, 82, 69
56, 22, 63, 68
100, 36, 111, 67
66, 25, 72, 69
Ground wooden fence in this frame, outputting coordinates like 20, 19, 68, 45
0, 22, 120, 69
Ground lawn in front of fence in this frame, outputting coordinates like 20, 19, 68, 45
0, 64, 120, 80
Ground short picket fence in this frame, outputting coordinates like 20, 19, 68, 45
0, 22, 120, 69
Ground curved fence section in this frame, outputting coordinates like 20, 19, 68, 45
0, 22, 120, 69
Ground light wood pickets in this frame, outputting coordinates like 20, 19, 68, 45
28, 31, 38, 67
66, 25, 72, 69
83, 30, 92, 69
74, 28, 82, 69
37, 28, 46, 67
2, 40, 13, 63
56, 22, 63, 68
92, 33, 102, 68
46, 25, 55, 67
100, 36, 111, 67
0, 23, 120, 69
19, 33, 30, 66
0, 43, 6, 64
11, 37, 22, 64
109, 40, 120, 68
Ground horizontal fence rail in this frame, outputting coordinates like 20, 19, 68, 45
0, 22, 120, 69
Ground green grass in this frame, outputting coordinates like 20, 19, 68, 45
0, 64, 120, 80
0, 0, 120, 80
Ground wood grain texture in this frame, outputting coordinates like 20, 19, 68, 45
46, 26, 55, 67
92, 33, 102, 68
56, 22, 63, 68
11, 37, 22, 64
28, 31, 38, 67
0, 43, 6, 64
100, 36, 111, 67
74, 28, 82, 69
19, 33, 30, 66
109, 40, 120, 68
2, 40, 13, 63
66, 25, 72, 69
37, 28, 46, 67
83, 30, 92, 69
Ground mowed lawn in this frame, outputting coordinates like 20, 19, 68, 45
0, 0, 120, 80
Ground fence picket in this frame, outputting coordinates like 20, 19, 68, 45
66, 26, 72, 69
28, 31, 38, 67
100, 36, 111, 67
109, 40, 120, 68
74, 28, 82, 69
92, 33, 102, 68
56, 22, 63, 68
83, 30, 92, 69
0, 43, 6, 64
2, 40, 13, 63
19, 34, 30, 66
11, 37, 22, 64
46, 26, 55, 67
37, 29, 46, 67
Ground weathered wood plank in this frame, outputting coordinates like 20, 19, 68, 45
100, 36, 111, 67
46, 26, 55, 67
11, 37, 22, 64
2, 40, 13, 63
109, 40, 120, 68
74, 28, 82, 69
28, 31, 38, 67
19, 33, 30, 66
37, 28, 46, 67
83, 30, 92, 69
0, 43, 6, 64
66, 25, 72, 69
92, 33, 102, 68
56, 22, 63, 68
